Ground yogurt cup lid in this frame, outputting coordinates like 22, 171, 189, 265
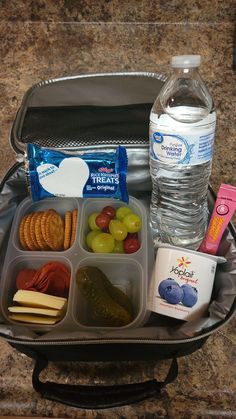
156, 244, 226, 264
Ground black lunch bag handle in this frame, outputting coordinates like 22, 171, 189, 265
32, 353, 178, 409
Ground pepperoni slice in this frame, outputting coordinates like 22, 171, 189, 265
16, 269, 37, 290
38, 262, 70, 293
47, 274, 66, 297
15, 262, 70, 297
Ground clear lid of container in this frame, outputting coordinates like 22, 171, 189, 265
171, 55, 201, 68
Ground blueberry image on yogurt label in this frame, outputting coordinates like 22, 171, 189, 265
181, 284, 198, 307
158, 278, 179, 299
164, 283, 184, 305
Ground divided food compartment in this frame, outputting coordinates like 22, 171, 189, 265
73, 257, 145, 329
0, 196, 151, 333
0, 255, 72, 332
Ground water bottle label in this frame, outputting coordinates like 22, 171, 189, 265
150, 129, 215, 165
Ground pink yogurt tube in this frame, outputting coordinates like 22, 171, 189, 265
199, 184, 236, 255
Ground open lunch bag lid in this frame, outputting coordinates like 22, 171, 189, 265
0, 72, 236, 345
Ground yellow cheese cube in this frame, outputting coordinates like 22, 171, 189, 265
13, 290, 67, 310
9, 313, 61, 325
8, 305, 62, 317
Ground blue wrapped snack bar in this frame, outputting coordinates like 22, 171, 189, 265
27, 144, 129, 203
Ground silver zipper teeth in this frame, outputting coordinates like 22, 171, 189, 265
2, 311, 233, 346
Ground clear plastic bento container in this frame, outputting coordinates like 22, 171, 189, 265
0, 196, 152, 333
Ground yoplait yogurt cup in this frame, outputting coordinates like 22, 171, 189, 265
148, 244, 226, 322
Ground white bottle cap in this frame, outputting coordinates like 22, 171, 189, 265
171, 55, 201, 68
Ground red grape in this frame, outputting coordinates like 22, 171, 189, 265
124, 237, 141, 254
95, 213, 111, 230
101, 206, 116, 219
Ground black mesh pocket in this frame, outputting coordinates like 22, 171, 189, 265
21, 104, 152, 148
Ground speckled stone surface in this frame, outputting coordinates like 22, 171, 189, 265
0, 1, 236, 417
1, 0, 235, 22
0, 20, 235, 191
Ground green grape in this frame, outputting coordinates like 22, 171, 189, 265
91, 233, 115, 253
109, 219, 128, 241
123, 213, 142, 233
86, 230, 102, 249
116, 206, 133, 221
112, 240, 124, 254
88, 212, 101, 231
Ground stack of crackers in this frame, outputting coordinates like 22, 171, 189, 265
19, 208, 78, 251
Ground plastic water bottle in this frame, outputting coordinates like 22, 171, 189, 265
149, 55, 216, 250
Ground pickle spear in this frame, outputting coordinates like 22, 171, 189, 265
76, 266, 133, 326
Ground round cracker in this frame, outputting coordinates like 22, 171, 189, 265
19, 215, 29, 250
45, 211, 64, 251
70, 209, 78, 247
23, 213, 38, 251
41, 209, 56, 245
29, 212, 41, 250
35, 212, 49, 250
63, 211, 72, 250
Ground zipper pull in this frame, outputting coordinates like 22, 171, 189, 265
16, 153, 26, 163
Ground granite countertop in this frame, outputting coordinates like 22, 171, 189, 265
0, 1, 236, 417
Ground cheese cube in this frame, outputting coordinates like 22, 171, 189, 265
13, 290, 67, 310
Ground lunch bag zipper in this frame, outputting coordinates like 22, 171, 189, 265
0, 308, 234, 346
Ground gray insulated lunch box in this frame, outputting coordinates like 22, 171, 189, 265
0, 72, 235, 409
